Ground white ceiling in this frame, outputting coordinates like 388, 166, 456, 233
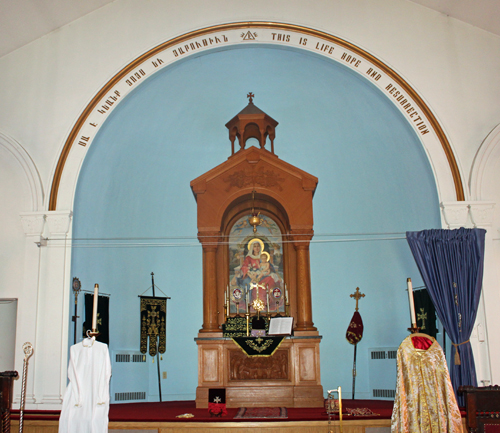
0, 0, 499, 59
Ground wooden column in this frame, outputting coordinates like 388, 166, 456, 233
199, 232, 220, 333
293, 231, 316, 332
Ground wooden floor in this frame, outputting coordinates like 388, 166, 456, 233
11, 418, 467, 433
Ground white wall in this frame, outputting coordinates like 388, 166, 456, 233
0, 0, 499, 407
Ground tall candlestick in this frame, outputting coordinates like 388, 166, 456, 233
92, 284, 99, 330
407, 278, 416, 326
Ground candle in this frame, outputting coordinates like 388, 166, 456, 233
92, 283, 99, 330
285, 283, 288, 303
407, 278, 416, 326
266, 286, 270, 314
338, 386, 342, 421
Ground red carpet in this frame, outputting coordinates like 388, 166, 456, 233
14, 400, 394, 422
11, 399, 396, 423
11, 399, 467, 423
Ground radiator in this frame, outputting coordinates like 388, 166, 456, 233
110, 350, 148, 403
368, 347, 397, 400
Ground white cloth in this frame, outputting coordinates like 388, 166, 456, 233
59, 340, 112, 433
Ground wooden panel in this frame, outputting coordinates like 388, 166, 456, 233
292, 339, 321, 387
226, 385, 294, 408
11, 418, 416, 433
298, 347, 316, 381
10, 418, 468, 433
197, 342, 224, 387
293, 385, 324, 407
228, 349, 290, 381
201, 348, 220, 382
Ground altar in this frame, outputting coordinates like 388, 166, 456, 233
190, 94, 324, 408
195, 335, 323, 408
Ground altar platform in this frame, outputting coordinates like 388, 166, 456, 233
10, 399, 467, 433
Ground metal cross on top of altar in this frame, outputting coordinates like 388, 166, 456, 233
350, 287, 365, 311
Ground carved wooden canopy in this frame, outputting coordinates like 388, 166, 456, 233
191, 100, 319, 336
191, 146, 317, 234
225, 93, 279, 155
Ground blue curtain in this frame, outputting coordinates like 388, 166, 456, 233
406, 228, 486, 403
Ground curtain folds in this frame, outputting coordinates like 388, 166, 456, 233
406, 228, 486, 402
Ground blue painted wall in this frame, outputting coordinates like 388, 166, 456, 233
71, 45, 441, 401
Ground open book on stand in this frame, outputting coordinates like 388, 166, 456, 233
268, 317, 293, 336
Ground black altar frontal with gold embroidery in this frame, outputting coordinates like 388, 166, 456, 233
232, 336, 285, 357
139, 296, 167, 357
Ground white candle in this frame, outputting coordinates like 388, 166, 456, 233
407, 278, 416, 326
92, 284, 99, 330
338, 386, 342, 413
285, 283, 288, 303
266, 287, 270, 314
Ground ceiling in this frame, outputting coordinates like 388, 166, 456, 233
0, 0, 499, 59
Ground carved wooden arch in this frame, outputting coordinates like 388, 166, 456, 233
191, 146, 318, 335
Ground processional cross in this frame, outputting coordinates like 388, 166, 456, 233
350, 287, 365, 311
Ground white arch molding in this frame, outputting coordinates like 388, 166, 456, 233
48, 22, 464, 211
470, 122, 500, 202
0, 131, 44, 211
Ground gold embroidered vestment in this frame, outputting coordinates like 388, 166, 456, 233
391, 334, 462, 433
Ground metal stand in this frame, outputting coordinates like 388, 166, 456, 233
19, 343, 33, 433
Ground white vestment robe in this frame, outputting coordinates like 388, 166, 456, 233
59, 340, 112, 433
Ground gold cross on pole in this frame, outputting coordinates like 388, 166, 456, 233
350, 287, 365, 311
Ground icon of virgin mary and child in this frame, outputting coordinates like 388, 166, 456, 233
232, 238, 282, 305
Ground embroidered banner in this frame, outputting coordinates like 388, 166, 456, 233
413, 288, 437, 337
82, 294, 109, 345
139, 296, 167, 356
232, 336, 284, 357
346, 311, 364, 345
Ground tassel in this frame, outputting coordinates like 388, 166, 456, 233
452, 340, 469, 365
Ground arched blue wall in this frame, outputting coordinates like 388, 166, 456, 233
71, 45, 440, 401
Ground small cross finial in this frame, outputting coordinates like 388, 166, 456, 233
350, 287, 365, 311
247, 92, 254, 103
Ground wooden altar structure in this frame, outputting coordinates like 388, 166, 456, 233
190, 95, 323, 408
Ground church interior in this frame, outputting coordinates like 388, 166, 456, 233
1, 1, 500, 432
